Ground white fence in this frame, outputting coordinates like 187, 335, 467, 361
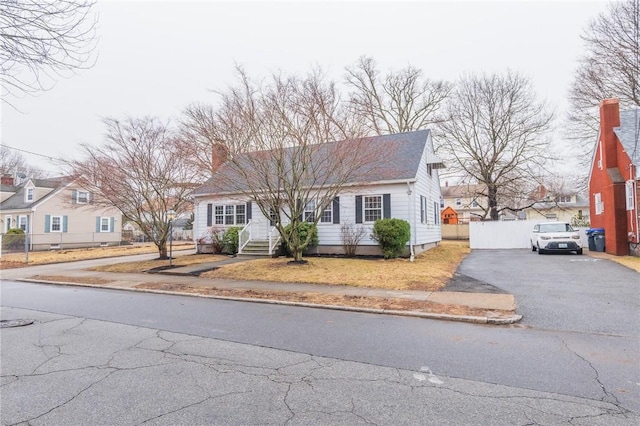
470, 220, 589, 249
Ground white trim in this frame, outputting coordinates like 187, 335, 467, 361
50, 215, 63, 232
99, 217, 111, 233
363, 195, 382, 223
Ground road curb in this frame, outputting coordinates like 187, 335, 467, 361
17, 278, 523, 325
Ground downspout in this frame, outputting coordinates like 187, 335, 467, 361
632, 163, 639, 246
407, 181, 415, 262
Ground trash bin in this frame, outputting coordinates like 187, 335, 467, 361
585, 229, 597, 251
592, 228, 605, 252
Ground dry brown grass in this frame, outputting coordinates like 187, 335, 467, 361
29, 275, 114, 285
586, 251, 640, 273
89, 254, 228, 273
133, 281, 503, 316
202, 240, 470, 291
0, 242, 195, 269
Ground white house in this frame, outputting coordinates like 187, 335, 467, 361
191, 130, 444, 257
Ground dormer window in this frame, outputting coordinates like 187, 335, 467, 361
25, 187, 34, 202
77, 191, 89, 204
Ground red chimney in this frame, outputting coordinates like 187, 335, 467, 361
1, 174, 14, 186
211, 142, 228, 173
599, 98, 621, 169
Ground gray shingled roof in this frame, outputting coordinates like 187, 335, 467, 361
614, 108, 640, 168
193, 130, 435, 196
0, 177, 65, 210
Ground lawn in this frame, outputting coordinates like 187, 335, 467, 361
0, 242, 195, 269
88, 240, 470, 291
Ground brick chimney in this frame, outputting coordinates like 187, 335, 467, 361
211, 142, 228, 173
599, 98, 621, 169
1, 174, 14, 186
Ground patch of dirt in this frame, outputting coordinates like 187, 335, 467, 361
27, 275, 114, 285
133, 282, 511, 317
0, 261, 28, 270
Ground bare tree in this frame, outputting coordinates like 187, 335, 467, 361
0, 0, 98, 104
201, 67, 386, 262
0, 145, 49, 179
438, 71, 555, 221
177, 103, 229, 179
67, 117, 197, 259
567, 0, 639, 164
0, 145, 27, 176
345, 56, 452, 135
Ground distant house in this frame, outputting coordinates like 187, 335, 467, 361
192, 130, 445, 257
588, 99, 640, 256
0, 175, 122, 251
523, 185, 590, 224
440, 183, 487, 223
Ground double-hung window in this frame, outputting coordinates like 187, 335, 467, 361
364, 196, 382, 222
51, 216, 62, 232
100, 217, 110, 232
304, 200, 315, 223
18, 216, 28, 231
26, 187, 34, 202
214, 204, 247, 226
215, 206, 224, 225
77, 191, 89, 203
320, 202, 332, 223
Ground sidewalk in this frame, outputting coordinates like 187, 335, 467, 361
12, 255, 521, 325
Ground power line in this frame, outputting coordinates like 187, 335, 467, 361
1, 144, 61, 162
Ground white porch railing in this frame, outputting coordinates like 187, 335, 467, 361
238, 220, 252, 254
268, 226, 281, 255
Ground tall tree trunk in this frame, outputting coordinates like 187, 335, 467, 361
488, 185, 499, 221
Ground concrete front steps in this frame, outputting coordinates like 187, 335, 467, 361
240, 240, 280, 256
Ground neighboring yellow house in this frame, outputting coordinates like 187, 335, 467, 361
440, 183, 487, 223
523, 193, 590, 224
0, 175, 122, 251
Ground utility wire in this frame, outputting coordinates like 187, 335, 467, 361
1, 143, 61, 162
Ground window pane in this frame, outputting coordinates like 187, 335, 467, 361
215, 205, 224, 224
52, 216, 61, 231
101, 217, 109, 231
320, 205, 332, 223
364, 196, 382, 222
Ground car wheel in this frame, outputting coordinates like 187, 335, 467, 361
576, 248, 583, 255
537, 244, 545, 255
532, 243, 537, 252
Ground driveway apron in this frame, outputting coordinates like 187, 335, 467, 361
455, 249, 640, 336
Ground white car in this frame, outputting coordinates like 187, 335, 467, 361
531, 222, 583, 255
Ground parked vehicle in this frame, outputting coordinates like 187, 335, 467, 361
531, 222, 583, 255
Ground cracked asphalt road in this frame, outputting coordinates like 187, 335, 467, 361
1, 307, 636, 425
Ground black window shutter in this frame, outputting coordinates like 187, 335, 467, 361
383, 194, 391, 219
246, 202, 252, 220
206, 204, 212, 226
355, 196, 362, 224
71, 190, 77, 204
420, 196, 425, 223
332, 197, 340, 224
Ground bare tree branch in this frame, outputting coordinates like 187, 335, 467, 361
345, 56, 452, 135
566, 0, 639, 178
65, 117, 198, 258
438, 71, 555, 220
0, 0, 98, 105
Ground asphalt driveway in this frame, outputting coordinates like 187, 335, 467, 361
455, 249, 640, 336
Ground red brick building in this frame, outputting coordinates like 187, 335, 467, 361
588, 99, 640, 256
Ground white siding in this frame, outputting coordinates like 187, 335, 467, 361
193, 133, 443, 253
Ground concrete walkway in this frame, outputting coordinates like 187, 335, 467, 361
4, 253, 520, 324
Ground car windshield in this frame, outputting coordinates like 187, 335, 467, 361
539, 223, 574, 233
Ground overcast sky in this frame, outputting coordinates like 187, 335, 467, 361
1, 0, 610, 175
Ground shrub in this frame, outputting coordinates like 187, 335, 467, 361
340, 222, 367, 257
371, 218, 411, 259
2, 228, 26, 250
223, 226, 242, 254
197, 227, 226, 254
282, 222, 318, 256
